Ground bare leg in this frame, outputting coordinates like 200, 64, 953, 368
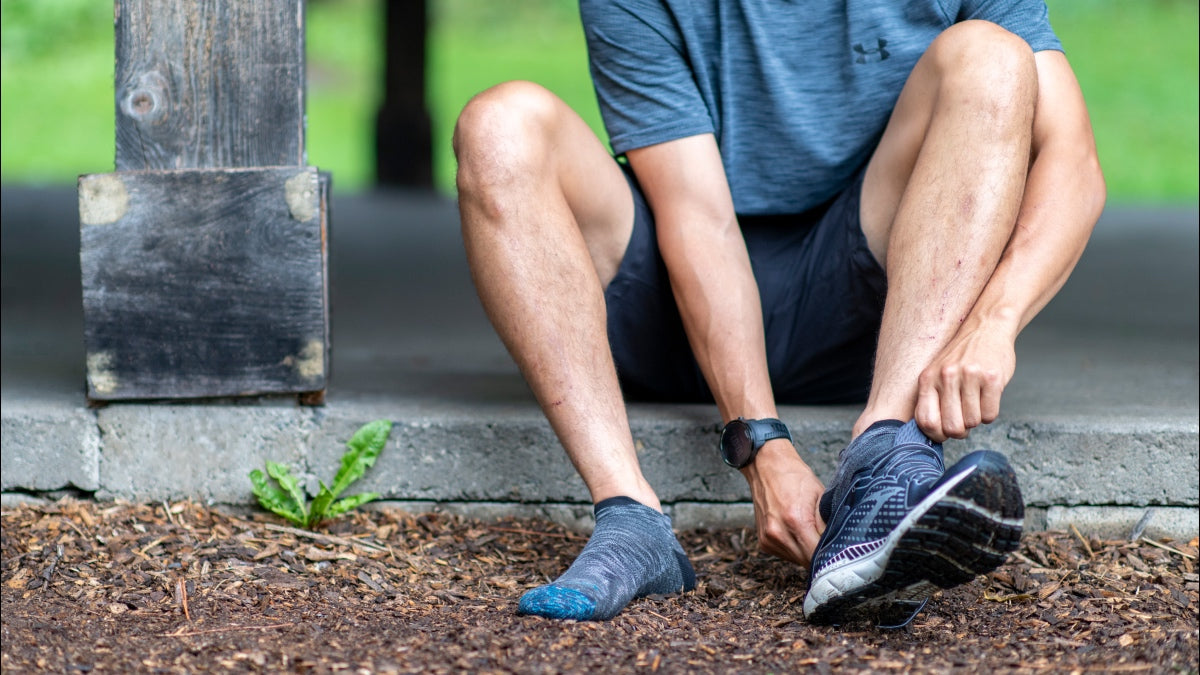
455, 82, 695, 621
453, 81, 659, 510
855, 21, 1039, 438
806, 26, 1039, 626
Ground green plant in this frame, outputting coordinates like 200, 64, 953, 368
249, 419, 393, 529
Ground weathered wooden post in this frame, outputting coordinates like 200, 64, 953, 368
78, 0, 329, 404
375, 0, 432, 188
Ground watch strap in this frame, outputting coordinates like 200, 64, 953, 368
749, 418, 792, 447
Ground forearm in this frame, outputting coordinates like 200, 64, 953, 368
627, 135, 780, 424
656, 214, 779, 423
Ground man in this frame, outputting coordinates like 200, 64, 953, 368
451, 0, 1104, 626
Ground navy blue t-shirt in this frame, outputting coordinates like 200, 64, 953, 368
580, 0, 1062, 215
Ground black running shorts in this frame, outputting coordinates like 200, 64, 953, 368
604, 162, 887, 404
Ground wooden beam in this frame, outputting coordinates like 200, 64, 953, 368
115, 0, 306, 170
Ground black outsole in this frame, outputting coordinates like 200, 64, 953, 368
806, 451, 1023, 627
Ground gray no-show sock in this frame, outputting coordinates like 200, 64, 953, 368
517, 496, 696, 621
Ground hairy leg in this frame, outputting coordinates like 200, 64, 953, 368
455, 82, 696, 620
855, 21, 1039, 439
454, 81, 657, 509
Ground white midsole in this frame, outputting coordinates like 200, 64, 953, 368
803, 464, 1014, 618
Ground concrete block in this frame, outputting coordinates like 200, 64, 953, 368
669, 502, 756, 531
97, 403, 314, 503
1, 397, 99, 491
305, 406, 591, 503
1, 492, 51, 509
305, 404, 855, 506
370, 500, 757, 534
957, 419, 1199, 507
630, 405, 855, 503
302, 403, 1197, 509
369, 500, 596, 533
1045, 505, 1199, 541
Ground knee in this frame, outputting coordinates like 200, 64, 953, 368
452, 81, 561, 196
928, 21, 1038, 121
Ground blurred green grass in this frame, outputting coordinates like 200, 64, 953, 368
1, 0, 1196, 202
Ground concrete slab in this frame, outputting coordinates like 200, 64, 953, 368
2, 186, 1196, 531
1044, 506, 1200, 542
95, 402, 316, 503
0, 390, 99, 492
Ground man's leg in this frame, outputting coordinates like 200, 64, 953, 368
856, 20, 1038, 437
453, 81, 693, 620
805, 22, 1034, 625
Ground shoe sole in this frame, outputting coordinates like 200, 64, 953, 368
804, 451, 1024, 626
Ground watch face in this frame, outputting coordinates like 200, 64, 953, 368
721, 419, 755, 468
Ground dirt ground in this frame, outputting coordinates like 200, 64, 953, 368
2, 499, 1197, 674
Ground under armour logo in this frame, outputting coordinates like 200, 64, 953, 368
853, 39, 890, 63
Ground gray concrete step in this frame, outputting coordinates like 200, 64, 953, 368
2, 187, 1197, 538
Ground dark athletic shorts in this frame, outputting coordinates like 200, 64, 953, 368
604, 162, 888, 404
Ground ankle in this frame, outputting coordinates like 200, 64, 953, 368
853, 406, 913, 438
591, 482, 661, 513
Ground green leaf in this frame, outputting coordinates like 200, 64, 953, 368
248, 421, 390, 530
325, 492, 380, 520
307, 481, 336, 529
265, 461, 309, 524
249, 469, 306, 527
330, 420, 392, 499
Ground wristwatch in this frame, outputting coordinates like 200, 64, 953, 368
719, 417, 793, 469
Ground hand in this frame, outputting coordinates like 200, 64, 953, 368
915, 322, 1016, 442
741, 439, 825, 566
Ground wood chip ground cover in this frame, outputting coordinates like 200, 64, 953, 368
2, 500, 1196, 673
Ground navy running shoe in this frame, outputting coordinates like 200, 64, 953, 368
804, 420, 1024, 627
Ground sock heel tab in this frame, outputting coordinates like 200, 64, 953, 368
594, 496, 642, 514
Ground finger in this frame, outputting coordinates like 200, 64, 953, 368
798, 526, 821, 567
779, 517, 816, 567
960, 366, 983, 431
980, 370, 1003, 424
938, 366, 967, 439
915, 371, 947, 442
759, 523, 807, 566
768, 536, 808, 567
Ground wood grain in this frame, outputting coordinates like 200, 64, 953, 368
115, 0, 305, 170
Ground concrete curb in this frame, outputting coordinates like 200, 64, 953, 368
3, 398, 1196, 540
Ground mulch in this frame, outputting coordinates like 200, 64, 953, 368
2, 499, 1197, 674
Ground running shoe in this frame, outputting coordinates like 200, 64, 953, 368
804, 420, 1024, 627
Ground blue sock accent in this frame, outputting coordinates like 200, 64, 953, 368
517, 585, 597, 620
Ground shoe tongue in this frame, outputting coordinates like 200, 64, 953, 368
894, 421, 945, 505
895, 419, 934, 448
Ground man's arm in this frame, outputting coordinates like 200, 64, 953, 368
915, 51, 1107, 440
626, 135, 826, 566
